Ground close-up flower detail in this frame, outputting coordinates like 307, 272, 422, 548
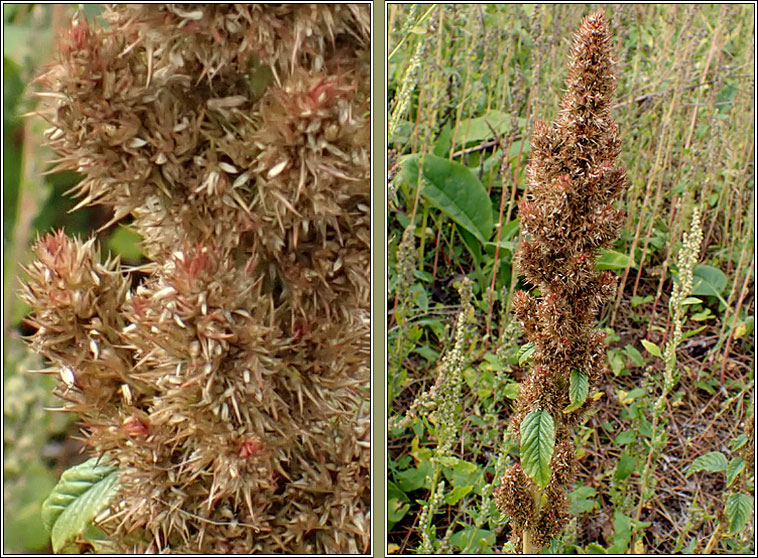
19, 4, 370, 554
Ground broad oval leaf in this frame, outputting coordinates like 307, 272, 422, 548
520, 408, 555, 488
401, 154, 493, 243
726, 457, 746, 488
640, 339, 662, 359
564, 370, 589, 413
686, 451, 728, 477
691, 264, 727, 297
41, 457, 120, 552
725, 492, 753, 535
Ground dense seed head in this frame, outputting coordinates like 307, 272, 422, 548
498, 10, 625, 550
22, 4, 370, 553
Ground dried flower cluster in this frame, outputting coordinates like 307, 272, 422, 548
495, 11, 626, 549
20, 4, 370, 554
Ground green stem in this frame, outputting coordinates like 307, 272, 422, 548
630, 411, 660, 553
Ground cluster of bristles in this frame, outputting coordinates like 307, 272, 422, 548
495, 11, 626, 549
21, 4, 369, 554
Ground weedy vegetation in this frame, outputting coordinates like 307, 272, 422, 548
387, 4, 754, 554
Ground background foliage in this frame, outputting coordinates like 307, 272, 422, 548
388, 4, 754, 554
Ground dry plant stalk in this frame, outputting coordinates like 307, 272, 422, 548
495, 11, 626, 552
19, 5, 370, 554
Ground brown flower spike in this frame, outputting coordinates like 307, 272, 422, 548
495, 11, 626, 550
21, 5, 369, 554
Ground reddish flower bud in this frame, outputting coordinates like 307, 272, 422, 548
239, 438, 264, 459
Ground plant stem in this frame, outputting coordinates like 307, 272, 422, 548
703, 519, 725, 554
630, 411, 661, 552
523, 530, 535, 555
523, 484, 544, 554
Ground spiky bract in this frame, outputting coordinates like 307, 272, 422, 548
22, 4, 370, 554
497, 10, 626, 549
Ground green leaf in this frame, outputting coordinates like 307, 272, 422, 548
609, 350, 625, 376
396, 466, 432, 492
608, 510, 633, 554
444, 485, 473, 505
503, 381, 520, 399
682, 325, 707, 339
388, 498, 410, 531
695, 378, 718, 395
484, 238, 514, 252
614, 430, 637, 446
725, 493, 752, 534
728, 434, 749, 451
624, 344, 645, 366
692, 308, 714, 321
463, 366, 495, 400
640, 340, 662, 358
433, 123, 452, 157
691, 264, 727, 297
615, 453, 637, 481
446, 459, 482, 490
564, 370, 589, 413
449, 527, 496, 553
401, 154, 493, 243
457, 226, 485, 286
630, 295, 653, 308
410, 283, 429, 312
520, 408, 555, 488
686, 451, 728, 477
41, 457, 120, 552
414, 269, 434, 283
586, 542, 608, 554
246, 57, 274, 101
455, 110, 514, 145
681, 296, 703, 305
616, 387, 646, 405
106, 226, 143, 262
516, 342, 535, 366
596, 249, 636, 271
500, 218, 520, 240
387, 480, 409, 503
726, 457, 746, 488
569, 485, 599, 515
484, 219, 520, 251
412, 345, 439, 362
80, 524, 116, 554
